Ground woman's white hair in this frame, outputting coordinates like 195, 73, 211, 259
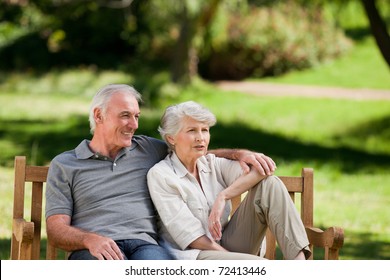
158, 101, 216, 151
89, 84, 142, 134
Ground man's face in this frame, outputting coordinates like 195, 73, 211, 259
99, 92, 140, 150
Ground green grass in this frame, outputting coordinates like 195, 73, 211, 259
0, 69, 135, 97
258, 38, 390, 90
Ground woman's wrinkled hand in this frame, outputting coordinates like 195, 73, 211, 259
208, 195, 226, 241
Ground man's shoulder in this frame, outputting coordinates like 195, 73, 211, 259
51, 149, 77, 165
132, 135, 167, 152
133, 135, 162, 145
51, 140, 88, 164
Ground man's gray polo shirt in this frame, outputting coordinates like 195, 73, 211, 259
45, 135, 167, 245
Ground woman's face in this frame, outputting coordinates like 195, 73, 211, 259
169, 116, 210, 162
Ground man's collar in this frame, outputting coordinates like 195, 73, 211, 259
75, 139, 138, 160
75, 140, 94, 159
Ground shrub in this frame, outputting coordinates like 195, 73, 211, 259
199, 2, 352, 80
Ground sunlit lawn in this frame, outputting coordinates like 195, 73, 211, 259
259, 38, 390, 90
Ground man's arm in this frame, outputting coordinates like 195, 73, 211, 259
46, 214, 124, 260
208, 148, 276, 175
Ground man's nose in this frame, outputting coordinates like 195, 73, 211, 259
128, 117, 138, 129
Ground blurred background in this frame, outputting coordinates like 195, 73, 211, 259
0, 0, 389, 259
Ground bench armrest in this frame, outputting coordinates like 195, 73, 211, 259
305, 226, 344, 260
11, 218, 34, 259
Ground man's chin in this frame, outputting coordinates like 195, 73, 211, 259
121, 138, 133, 147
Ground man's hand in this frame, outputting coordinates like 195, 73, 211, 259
208, 148, 277, 175
236, 151, 276, 175
47, 214, 124, 260
85, 234, 124, 260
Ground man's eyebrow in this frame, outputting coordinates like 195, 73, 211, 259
119, 110, 141, 116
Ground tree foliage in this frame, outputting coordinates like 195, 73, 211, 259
0, 0, 388, 81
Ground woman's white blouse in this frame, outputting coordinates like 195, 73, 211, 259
147, 152, 243, 259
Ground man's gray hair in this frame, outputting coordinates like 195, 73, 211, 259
89, 84, 142, 134
158, 101, 216, 151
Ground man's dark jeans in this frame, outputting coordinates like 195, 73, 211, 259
68, 239, 173, 260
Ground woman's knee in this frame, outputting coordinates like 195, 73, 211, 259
261, 176, 287, 194
263, 175, 283, 187
252, 175, 288, 207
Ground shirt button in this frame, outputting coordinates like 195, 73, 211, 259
113, 163, 117, 166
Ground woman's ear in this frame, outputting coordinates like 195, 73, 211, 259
166, 135, 175, 146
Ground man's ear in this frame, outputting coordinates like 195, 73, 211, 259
94, 108, 103, 123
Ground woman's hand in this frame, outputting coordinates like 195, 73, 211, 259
208, 194, 226, 241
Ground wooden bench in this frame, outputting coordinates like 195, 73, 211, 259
10, 155, 344, 260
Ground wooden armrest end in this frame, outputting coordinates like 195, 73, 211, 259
11, 218, 35, 259
13, 218, 34, 243
306, 226, 344, 250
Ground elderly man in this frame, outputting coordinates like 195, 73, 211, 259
45, 84, 276, 260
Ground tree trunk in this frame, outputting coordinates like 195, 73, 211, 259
171, 4, 194, 85
171, 0, 222, 85
361, 0, 390, 67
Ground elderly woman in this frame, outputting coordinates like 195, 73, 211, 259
147, 101, 311, 260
